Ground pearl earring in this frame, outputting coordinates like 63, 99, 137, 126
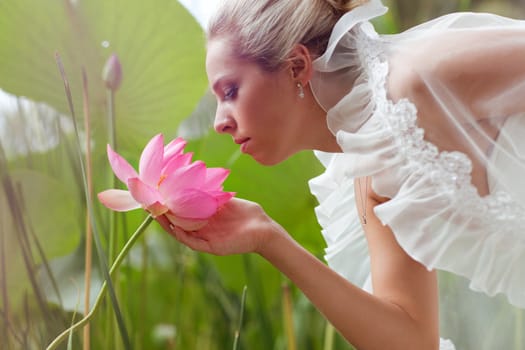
297, 83, 305, 99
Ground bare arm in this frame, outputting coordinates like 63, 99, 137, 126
160, 195, 439, 350
258, 183, 438, 350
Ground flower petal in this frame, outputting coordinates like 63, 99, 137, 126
161, 153, 193, 177
159, 161, 206, 196
128, 177, 163, 207
209, 191, 235, 207
166, 189, 218, 219
97, 189, 141, 211
107, 144, 138, 184
163, 137, 187, 159
203, 167, 230, 191
139, 133, 164, 187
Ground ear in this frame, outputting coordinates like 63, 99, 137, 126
287, 44, 314, 86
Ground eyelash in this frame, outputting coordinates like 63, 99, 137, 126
223, 85, 238, 101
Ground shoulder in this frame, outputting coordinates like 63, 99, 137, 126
386, 28, 525, 112
386, 50, 434, 111
385, 33, 480, 119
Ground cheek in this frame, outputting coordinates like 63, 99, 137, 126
240, 78, 295, 133
260, 86, 294, 123
241, 97, 281, 130
253, 103, 286, 133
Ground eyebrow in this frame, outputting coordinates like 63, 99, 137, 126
211, 78, 223, 93
211, 75, 234, 95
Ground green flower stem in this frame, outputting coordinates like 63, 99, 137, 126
107, 87, 118, 264
46, 215, 154, 350
106, 82, 119, 350
81, 67, 94, 350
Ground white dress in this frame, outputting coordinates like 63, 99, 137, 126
308, 1, 525, 349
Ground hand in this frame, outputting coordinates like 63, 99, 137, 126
156, 198, 284, 256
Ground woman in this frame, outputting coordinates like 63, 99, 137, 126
158, 0, 525, 349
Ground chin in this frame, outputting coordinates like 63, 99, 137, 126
251, 151, 293, 166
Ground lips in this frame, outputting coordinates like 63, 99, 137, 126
234, 137, 249, 144
234, 137, 250, 153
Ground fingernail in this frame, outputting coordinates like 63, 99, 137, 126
169, 224, 175, 231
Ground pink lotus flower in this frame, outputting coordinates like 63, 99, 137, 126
98, 134, 234, 230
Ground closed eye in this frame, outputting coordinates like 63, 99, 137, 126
223, 85, 238, 101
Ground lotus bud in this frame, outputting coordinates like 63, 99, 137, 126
102, 54, 122, 91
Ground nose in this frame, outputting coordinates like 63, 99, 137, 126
213, 106, 236, 134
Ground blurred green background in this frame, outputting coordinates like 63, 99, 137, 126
0, 0, 524, 349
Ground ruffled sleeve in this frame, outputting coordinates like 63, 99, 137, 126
308, 0, 525, 314
309, 151, 372, 291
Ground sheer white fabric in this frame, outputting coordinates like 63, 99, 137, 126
308, 0, 525, 348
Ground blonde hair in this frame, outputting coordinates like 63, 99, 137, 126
207, 0, 370, 71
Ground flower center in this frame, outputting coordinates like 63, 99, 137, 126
157, 174, 167, 188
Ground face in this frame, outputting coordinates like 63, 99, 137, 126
206, 37, 306, 165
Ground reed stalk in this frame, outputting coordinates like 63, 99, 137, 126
81, 68, 93, 350
282, 283, 297, 350
323, 323, 335, 350
232, 286, 248, 350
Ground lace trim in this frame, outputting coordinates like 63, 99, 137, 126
354, 28, 525, 233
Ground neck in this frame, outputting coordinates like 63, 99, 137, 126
301, 93, 341, 153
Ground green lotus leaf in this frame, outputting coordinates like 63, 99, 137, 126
0, 0, 207, 151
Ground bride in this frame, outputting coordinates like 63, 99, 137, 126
158, 0, 525, 348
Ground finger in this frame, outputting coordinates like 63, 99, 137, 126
171, 226, 212, 253
155, 215, 173, 233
